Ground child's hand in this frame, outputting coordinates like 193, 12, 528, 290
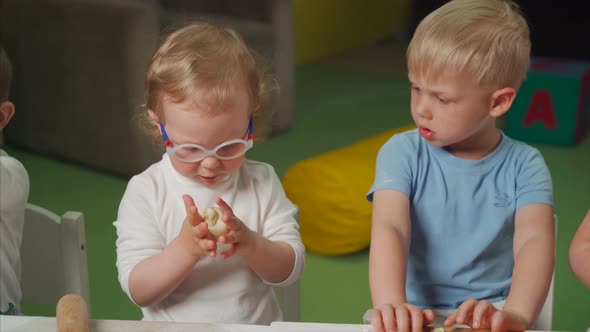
178, 194, 217, 258
369, 303, 435, 332
444, 298, 528, 332
214, 196, 255, 259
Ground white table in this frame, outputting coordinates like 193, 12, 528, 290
0, 315, 272, 332
1, 316, 557, 332
270, 322, 375, 331
0, 317, 377, 332
0, 317, 376, 332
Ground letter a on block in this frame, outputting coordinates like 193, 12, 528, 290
523, 90, 557, 129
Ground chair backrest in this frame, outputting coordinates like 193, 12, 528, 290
534, 275, 554, 330
273, 207, 301, 322
274, 279, 301, 322
20, 203, 90, 310
532, 214, 558, 331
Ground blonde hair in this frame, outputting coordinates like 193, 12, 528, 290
407, 0, 530, 90
140, 22, 277, 143
0, 46, 12, 103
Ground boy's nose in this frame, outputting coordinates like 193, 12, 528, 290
416, 98, 433, 120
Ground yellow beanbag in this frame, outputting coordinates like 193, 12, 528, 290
282, 125, 415, 255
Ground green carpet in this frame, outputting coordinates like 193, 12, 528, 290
6, 62, 590, 331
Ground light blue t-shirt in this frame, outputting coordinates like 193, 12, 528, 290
367, 129, 553, 309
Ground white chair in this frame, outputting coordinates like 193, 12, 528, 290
20, 203, 90, 311
274, 280, 301, 322
534, 276, 554, 331
273, 207, 301, 322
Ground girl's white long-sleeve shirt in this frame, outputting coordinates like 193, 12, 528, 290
114, 154, 305, 324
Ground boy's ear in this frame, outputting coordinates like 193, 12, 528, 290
0, 101, 15, 129
490, 87, 516, 118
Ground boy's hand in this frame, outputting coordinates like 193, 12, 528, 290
369, 303, 435, 332
444, 298, 528, 332
178, 194, 217, 258
214, 196, 256, 259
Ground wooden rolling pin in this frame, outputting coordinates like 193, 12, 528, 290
56, 294, 89, 332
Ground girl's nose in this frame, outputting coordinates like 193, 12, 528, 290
200, 155, 221, 169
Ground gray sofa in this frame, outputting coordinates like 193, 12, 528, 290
1, 0, 294, 177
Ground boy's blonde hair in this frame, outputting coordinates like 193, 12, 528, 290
0, 46, 12, 103
407, 0, 530, 90
141, 22, 277, 142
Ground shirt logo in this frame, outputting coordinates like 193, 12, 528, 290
494, 193, 513, 207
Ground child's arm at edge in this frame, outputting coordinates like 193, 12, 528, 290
505, 203, 555, 327
569, 209, 590, 288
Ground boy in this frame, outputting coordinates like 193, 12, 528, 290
366, 1, 555, 331
0, 46, 30, 315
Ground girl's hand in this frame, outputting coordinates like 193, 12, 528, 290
369, 303, 435, 332
214, 196, 256, 259
177, 194, 217, 258
444, 298, 528, 332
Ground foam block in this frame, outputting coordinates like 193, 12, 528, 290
506, 58, 590, 145
282, 125, 415, 255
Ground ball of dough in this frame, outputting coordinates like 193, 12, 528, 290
202, 206, 228, 238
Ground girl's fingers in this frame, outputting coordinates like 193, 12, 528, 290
215, 197, 241, 228
221, 244, 237, 259
222, 214, 241, 230
194, 222, 210, 239
183, 194, 202, 226
198, 238, 216, 251
195, 236, 216, 257
218, 232, 237, 244
215, 197, 234, 217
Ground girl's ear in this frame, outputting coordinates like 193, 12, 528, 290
147, 109, 164, 137
0, 101, 15, 129
147, 109, 159, 123
490, 87, 516, 118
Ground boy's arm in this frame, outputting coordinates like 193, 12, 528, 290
504, 203, 555, 327
370, 189, 412, 308
569, 209, 590, 288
